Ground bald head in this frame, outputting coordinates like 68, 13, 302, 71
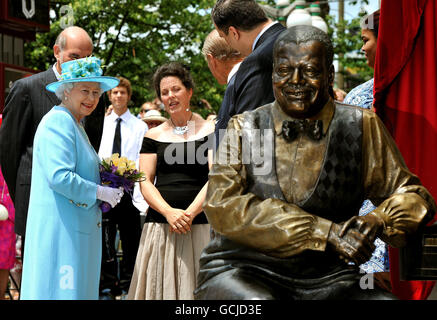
55, 26, 93, 50
203, 29, 244, 85
53, 26, 93, 73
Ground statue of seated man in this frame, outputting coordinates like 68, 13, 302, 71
194, 25, 436, 300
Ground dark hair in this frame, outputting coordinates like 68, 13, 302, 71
361, 9, 380, 38
274, 25, 335, 98
152, 62, 195, 99
212, 0, 268, 35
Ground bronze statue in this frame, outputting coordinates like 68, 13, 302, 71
194, 25, 436, 300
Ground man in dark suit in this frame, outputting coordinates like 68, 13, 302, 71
211, 0, 286, 144
0, 26, 97, 249
201, 29, 244, 149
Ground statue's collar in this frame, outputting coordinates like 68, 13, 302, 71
272, 98, 335, 136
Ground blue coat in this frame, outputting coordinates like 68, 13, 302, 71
21, 106, 102, 300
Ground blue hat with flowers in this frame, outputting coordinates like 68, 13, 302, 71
46, 56, 119, 93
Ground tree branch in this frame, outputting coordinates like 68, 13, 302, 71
104, 1, 133, 71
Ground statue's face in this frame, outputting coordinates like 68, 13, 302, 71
273, 40, 333, 119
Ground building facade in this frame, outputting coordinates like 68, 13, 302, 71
0, 0, 50, 113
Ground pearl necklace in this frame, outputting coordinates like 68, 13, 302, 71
171, 112, 193, 135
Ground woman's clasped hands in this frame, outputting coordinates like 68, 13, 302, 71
164, 208, 193, 234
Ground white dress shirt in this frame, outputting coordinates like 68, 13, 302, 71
98, 109, 147, 160
227, 62, 242, 84
52, 64, 61, 80
98, 109, 149, 213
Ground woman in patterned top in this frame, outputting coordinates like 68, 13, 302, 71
344, 10, 380, 110
344, 10, 391, 291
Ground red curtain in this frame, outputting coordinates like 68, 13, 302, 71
374, 0, 437, 300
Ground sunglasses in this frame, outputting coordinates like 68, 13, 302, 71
140, 109, 154, 113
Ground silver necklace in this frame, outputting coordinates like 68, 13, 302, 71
171, 112, 193, 135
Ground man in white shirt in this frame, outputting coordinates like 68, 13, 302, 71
98, 77, 148, 297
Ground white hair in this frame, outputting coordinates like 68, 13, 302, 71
55, 82, 103, 101
55, 82, 75, 100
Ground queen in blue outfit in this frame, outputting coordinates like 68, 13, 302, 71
20, 57, 124, 300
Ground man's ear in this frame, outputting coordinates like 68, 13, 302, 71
228, 26, 240, 41
207, 54, 216, 69
53, 44, 61, 60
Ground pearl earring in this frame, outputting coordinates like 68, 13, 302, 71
186, 108, 189, 112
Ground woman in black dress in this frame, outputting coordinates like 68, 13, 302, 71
128, 62, 214, 300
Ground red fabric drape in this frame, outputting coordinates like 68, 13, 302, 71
374, 0, 437, 300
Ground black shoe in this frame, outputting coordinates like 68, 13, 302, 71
110, 286, 123, 297
99, 289, 115, 300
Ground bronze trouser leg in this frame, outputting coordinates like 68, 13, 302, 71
195, 269, 277, 300
195, 268, 398, 300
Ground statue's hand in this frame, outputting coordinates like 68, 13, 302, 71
339, 214, 384, 244
327, 222, 376, 265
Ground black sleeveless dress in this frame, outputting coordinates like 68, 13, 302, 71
141, 133, 213, 224
128, 133, 213, 300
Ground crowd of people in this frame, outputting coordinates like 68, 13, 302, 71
0, 0, 435, 301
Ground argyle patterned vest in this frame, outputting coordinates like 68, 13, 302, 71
198, 102, 364, 284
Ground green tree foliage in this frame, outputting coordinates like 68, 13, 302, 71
25, 0, 220, 117
24, 0, 374, 116
325, 0, 374, 91
259, 0, 374, 92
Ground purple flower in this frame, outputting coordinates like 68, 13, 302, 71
99, 155, 146, 213
100, 202, 112, 213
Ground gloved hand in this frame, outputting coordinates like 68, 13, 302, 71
96, 185, 124, 208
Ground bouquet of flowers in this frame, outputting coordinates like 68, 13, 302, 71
99, 153, 146, 213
